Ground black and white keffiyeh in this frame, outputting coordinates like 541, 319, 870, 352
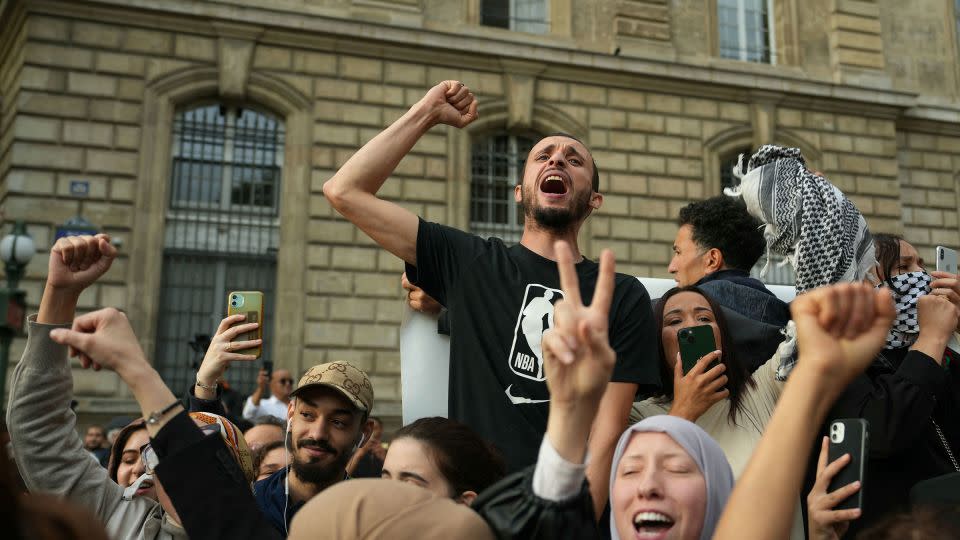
883, 271, 932, 349
727, 145, 876, 379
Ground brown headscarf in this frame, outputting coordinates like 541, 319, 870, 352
288, 479, 495, 540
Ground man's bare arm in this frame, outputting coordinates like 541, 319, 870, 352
323, 81, 478, 266
585, 381, 635, 518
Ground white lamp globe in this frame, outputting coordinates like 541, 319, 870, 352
0, 232, 35, 265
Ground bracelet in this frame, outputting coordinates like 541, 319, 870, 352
195, 380, 218, 391
145, 399, 182, 425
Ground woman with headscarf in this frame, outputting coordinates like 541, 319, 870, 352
472, 243, 734, 539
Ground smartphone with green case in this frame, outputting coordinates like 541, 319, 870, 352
678, 325, 718, 375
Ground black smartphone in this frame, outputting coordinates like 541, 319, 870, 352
262, 361, 273, 378
678, 325, 718, 374
827, 418, 869, 511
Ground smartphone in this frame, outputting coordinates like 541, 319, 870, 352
678, 325, 718, 374
262, 360, 273, 378
226, 291, 264, 358
827, 418, 869, 511
937, 246, 958, 274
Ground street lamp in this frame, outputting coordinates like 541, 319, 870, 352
0, 221, 34, 411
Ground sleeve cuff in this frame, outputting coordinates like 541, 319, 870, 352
151, 410, 204, 460
898, 350, 949, 399
531, 436, 588, 502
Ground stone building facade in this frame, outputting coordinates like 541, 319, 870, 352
1, 0, 958, 423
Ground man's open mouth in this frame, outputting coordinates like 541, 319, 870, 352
539, 174, 568, 195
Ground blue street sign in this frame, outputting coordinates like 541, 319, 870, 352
55, 216, 98, 240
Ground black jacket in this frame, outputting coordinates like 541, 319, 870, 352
152, 411, 282, 540
473, 465, 600, 540
810, 348, 960, 536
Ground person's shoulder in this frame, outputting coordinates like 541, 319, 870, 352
612, 273, 651, 297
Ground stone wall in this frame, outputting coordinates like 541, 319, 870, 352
0, 0, 958, 423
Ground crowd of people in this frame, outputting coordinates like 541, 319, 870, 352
4, 80, 959, 539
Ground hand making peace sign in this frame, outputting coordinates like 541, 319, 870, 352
541, 241, 617, 408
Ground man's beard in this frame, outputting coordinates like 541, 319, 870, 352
521, 184, 592, 234
286, 435, 352, 486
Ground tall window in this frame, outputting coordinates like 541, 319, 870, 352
156, 104, 283, 393
470, 134, 535, 244
481, 0, 549, 34
719, 148, 795, 285
718, 0, 774, 63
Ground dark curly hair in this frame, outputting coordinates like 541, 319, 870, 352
393, 417, 506, 498
677, 196, 765, 272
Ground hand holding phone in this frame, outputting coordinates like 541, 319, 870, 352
678, 325, 718, 374
670, 325, 727, 422
227, 291, 264, 358
807, 433, 864, 539
826, 419, 868, 510
937, 246, 958, 275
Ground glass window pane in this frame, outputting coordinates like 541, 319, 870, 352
159, 103, 284, 393
470, 133, 537, 244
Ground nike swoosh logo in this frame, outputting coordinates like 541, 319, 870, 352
505, 384, 550, 405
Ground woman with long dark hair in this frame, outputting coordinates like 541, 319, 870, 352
631, 285, 804, 539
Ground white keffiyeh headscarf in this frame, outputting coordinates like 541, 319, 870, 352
726, 145, 876, 378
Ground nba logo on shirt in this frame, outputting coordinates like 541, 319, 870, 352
507, 284, 563, 381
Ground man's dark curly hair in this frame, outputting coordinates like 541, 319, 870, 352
677, 196, 765, 272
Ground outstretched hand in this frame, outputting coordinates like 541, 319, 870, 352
792, 283, 895, 388
49, 308, 148, 375
541, 242, 616, 407
417, 80, 478, 129
48, 234, 117, 294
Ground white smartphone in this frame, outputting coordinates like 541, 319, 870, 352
936, 246, 958, 275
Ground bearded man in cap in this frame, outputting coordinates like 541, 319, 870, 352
253, 362, 375, 535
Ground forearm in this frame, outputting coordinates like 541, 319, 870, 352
547, 401, 600, 466
715, 368, 836, 540
323, 102, 436, 203
37, 284, 79, 324
119, 362, 181, 437
585, 384, 633, 519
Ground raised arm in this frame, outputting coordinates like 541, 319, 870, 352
714, 284, 894, 540
6, 235, 122, 516
323, 81, 478, 265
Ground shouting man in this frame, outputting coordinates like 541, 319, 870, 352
323, 80, 658, 515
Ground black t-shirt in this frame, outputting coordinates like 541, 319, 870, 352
406, 220, 660, 471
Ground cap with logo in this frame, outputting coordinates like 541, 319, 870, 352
291, 361, 374, 412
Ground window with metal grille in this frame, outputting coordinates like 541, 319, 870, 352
719, 148, 795, 285
718, 0, 774, 63
470, 134, 535, 244
481, 0, 549, 34
155, 104, 283, 395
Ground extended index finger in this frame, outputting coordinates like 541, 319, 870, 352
554, 241, 582, 306
590, 249, 615, 316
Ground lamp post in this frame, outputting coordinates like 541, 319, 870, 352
0, 221, 34, 411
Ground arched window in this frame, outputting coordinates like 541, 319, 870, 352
155, 103, 283, 392
470, 133, 536, 244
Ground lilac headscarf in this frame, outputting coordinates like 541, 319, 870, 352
608, 416, 734, 540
